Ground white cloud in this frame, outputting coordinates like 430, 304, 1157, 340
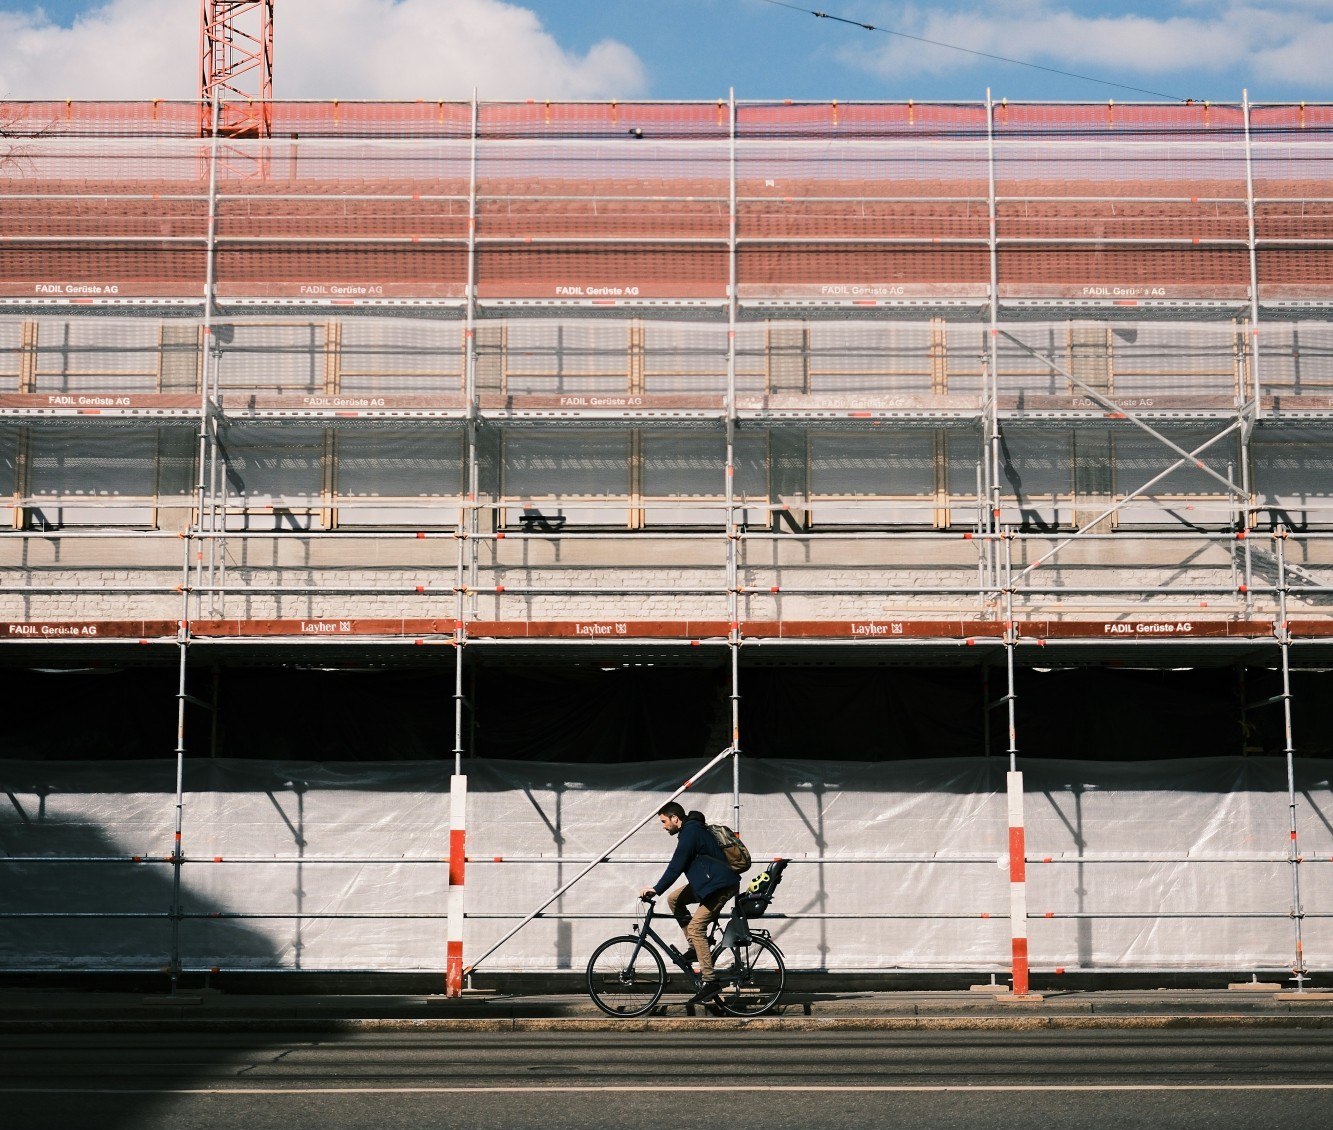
837, 2, 1333, 95
0, 0, 646, 100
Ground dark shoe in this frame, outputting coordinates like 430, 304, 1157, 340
686, 979, 721, 1004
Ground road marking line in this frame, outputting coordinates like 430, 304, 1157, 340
4, 1084, 1333, 1095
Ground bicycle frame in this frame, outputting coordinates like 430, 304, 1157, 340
629, 898, 709, 979
633, 897, 767, 975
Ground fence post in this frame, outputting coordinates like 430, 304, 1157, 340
1006, 769, 1029, 996
445, 773, 467, 997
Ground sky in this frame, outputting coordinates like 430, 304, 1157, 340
0, 0, 1331, 105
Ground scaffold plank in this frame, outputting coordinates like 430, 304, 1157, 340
0, 618, 1287, 644
0, 620, 178, 639
189, 618, 457, 637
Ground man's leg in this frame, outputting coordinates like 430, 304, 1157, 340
667, 884, 698, 936
684, 888, 733, 979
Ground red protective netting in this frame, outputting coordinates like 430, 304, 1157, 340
475, 245, 728, 299
214, 245, 468, 299
737, 199, 989, 241
996, 199, 1250, 243
1257, 248, 1333, 288
477, 196, 727, 241
1250, 105, 1333, 132
737, 102, 987, 137
268, 102, 473, 137
1255, 201, 1333, 240
0, 100, 202, 135
4, 99, 1327, 140
997, 246, 1250, 288
738, 245, 989, 285
0, 246, 207, 298
478, 101, 729, 139
994, 103, 1247, 135
0, 183, 208, 239
1, 100, 1329, 305
217, 192, 471, 242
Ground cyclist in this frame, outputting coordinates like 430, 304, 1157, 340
638, 801, 740, 1004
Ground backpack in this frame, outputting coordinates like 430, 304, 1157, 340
735, 858, 788, 918
709, 823, 752, 874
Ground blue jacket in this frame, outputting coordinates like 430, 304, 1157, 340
651, 812, 739, 900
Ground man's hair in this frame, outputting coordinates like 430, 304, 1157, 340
657, 801, 686, 820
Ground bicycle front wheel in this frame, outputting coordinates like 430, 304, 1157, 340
586, 935, 667, 1017
712, 934, 785, 1016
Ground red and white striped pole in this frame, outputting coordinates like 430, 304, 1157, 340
445, 773, 467, 998
1006, 769, 1029, 997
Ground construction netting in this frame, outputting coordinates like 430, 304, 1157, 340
0, 313, 1294, 399
4, 309, 1330, 530
0, 755, 1327, 975
2, 100, 1331, 303
0, 421, 1271, 531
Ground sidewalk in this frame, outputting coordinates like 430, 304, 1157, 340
4, 984, 1333, 1032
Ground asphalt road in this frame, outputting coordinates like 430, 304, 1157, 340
4, 1029, 1333, 1130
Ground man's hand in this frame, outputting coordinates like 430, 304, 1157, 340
639, 887, 657, 900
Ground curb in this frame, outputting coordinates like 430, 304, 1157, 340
4, 1013, 1333, 1034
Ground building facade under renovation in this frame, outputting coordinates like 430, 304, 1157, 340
0, 97, 1331, 992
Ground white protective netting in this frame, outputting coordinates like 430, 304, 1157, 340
0, 756, 1328, 975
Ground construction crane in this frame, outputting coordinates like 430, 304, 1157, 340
199, 0, 273, 138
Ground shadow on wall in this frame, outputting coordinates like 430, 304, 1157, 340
1, 768, 292, 1129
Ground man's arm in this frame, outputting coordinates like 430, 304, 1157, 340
642, 827, 695, 897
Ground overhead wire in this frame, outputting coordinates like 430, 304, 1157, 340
753, 0, 1195, 102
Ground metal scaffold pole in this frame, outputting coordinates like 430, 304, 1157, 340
1240, 89, 1262, 612
193, 93, 223, 621
1274, 529, 1308, 989
167, 91, 221, 994
727, 89, 742, 833
984, 91, 1002, 590
169, 620, 190, 995
444, 88, 482, 1000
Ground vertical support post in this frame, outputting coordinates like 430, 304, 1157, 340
445, 772, 468, 997
465, 91, 482, 608
727, 87, 738, 425
985, 90, 1002, 573
195, 94, 222, 619
169, 621, 190, 994
465, 89, 479, 418
441, 90, 481, 1002
983, 94, 1004, 598
732, 742, 741, 837
726, 88, 742, 835
1240, 90, 1261, 574
1242, 90, 1262, 419
1274, 529, 1307, 989
1002, 528, 1028, 995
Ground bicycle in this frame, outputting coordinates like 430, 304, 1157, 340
585, 892, 786, 1017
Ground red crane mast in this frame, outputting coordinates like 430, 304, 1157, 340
199, 0, 274, 137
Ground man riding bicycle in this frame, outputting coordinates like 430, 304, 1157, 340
638, 801, 740, 1004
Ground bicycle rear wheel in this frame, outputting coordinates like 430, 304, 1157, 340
712, 934, 785, 1016
586, 935, 667, 1017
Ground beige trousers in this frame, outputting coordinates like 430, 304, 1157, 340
667, 884, 733, 979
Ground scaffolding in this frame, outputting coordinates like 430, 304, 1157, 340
1, 96, 1332, 991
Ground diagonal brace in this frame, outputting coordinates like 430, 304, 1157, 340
1010, 419, 1244, 587
997, 328, 1247, 500
462, 745, 736, 977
